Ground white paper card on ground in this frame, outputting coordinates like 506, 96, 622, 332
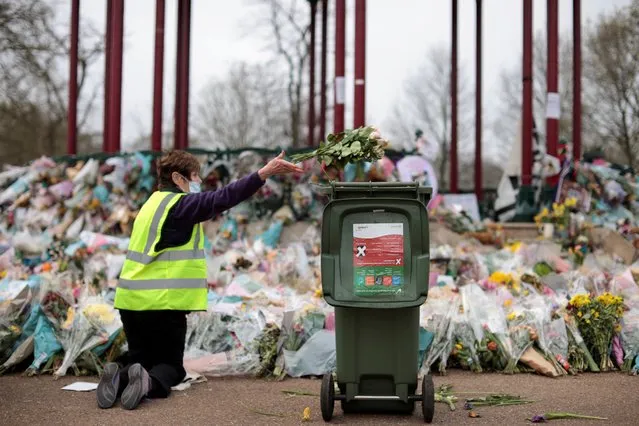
442, 194, 481, 223
62, 382, 98, 392
546, 92, 561, 119
334, 76, 346, 104
171, 371, 207, 391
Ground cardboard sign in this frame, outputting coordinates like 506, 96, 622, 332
442, 194, 481, 222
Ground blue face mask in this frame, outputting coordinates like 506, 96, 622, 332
179, 174, 201, 193
188, 181, 202, 194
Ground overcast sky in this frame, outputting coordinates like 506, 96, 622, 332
64, 0, 630, 150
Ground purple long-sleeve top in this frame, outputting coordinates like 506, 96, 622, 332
155, 172, 264, 251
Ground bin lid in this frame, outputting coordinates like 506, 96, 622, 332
314, 181, 432, 202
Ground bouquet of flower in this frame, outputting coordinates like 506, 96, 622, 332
54, 299, 121, 377
620, 307, 639, 372
487, 271, 522, 296
449, 309, 482, 373
0, 320, 21, 365
290, 126, 389, 175
185, 312, 235, 356
504, 310, 538, 374
567, 292, 624, 371
460, 284, 513, 372
281, 307, 325, 352
534, 198, 577, 230
272, 306, 326, 380
255, 323, 281, 377
564, 314, 599, 372
54, 306, 97, 377
543, 318, 571, 373
568, 235, 590, 267
420, 297, 458, 375
476, 326, 511, 371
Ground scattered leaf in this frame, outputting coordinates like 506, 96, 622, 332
249, 408, 286, 418
302, 407, 311, 421
281, 390, 318, 397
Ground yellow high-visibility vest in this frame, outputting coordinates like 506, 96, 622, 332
114, 191, 208, 311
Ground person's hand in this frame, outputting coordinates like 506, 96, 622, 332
258, 151, 304, 180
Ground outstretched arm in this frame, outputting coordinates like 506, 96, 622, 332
170, 172, 265, 224
169, 152, 302, 225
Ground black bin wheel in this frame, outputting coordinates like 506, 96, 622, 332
321, 373, 335, 422
422, 375, 435, 423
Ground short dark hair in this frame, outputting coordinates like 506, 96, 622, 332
157, 150, 201, 189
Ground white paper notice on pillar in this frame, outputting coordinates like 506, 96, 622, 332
335, 77, 346, 104
546, 92, 561, 119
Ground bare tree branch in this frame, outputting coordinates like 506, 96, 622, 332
0, 0, 104, 164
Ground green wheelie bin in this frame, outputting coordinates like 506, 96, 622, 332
319, 182, 434, 423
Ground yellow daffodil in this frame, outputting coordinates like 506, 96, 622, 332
505, 241, 523, 253
62, 307, 75, 329
570, 294, 591, 308
565, 197, 578, 208
489, 271, 513, 286
596, 292, 623, 307
84, 304, 115, 323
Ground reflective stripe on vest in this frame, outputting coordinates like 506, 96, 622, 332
125, 216, 203, 265
118, 278, 207, 290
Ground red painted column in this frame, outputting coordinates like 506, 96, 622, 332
174, 0, 192, 150
333, 0, 345, 133
522, 0, 534, 186
151, 0, 165, 152
307, 0, 317, 147
67, 0, 79, 155
573, 0, 582, 161
103, 0, 112, 152
319, 0, 328, 141
474, 0, 482, 199
546, 0, 559, 186
108, 0, 124, 153
450, 0, 458, 193
353, 0, 366, 128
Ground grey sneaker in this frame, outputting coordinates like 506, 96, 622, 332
120, 363, 151, 410
97, 362, 120, 409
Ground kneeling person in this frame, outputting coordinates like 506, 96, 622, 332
97, 150, 302, 410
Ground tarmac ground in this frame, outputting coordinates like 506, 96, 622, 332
1, 370, 636, 425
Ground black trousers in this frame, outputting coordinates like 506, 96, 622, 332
115, 309, 187, 398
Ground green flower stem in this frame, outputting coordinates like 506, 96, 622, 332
544, 412, 608, 421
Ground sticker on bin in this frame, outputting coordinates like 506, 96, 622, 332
352, 223, 404, 296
